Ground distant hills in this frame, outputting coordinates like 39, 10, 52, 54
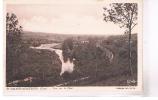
22, 31, 137, 42
22, 31, 74, 41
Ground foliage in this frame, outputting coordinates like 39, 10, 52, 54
6, 13, 26, 82
103, 3, 138, 31
103, 3, 138, 76
62, 38, 74, 62
62, 38, 110, 78
17, 49, 62, 86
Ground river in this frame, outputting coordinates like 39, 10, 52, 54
8, 43, 114, 86
30, 43, 74, 76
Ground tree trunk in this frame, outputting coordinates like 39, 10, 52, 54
128, 28, 134, 77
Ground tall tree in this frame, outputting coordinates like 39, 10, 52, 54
6, 13, 23, 82
103, 3, 138, 76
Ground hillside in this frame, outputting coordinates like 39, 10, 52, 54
7, 32, 138, 87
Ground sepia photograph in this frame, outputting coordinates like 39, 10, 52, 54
4, 0, 143, 95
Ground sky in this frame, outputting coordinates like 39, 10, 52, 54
6, 0, 138, 35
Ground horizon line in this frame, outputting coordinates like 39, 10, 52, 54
23, 30, 136, 36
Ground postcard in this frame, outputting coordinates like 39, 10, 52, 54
4, 0, 143, 96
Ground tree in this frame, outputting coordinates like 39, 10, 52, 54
103, 3, 138, 76
6, 13, 23, 82
6, 13, 23, 56
62, 38, 74, 62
